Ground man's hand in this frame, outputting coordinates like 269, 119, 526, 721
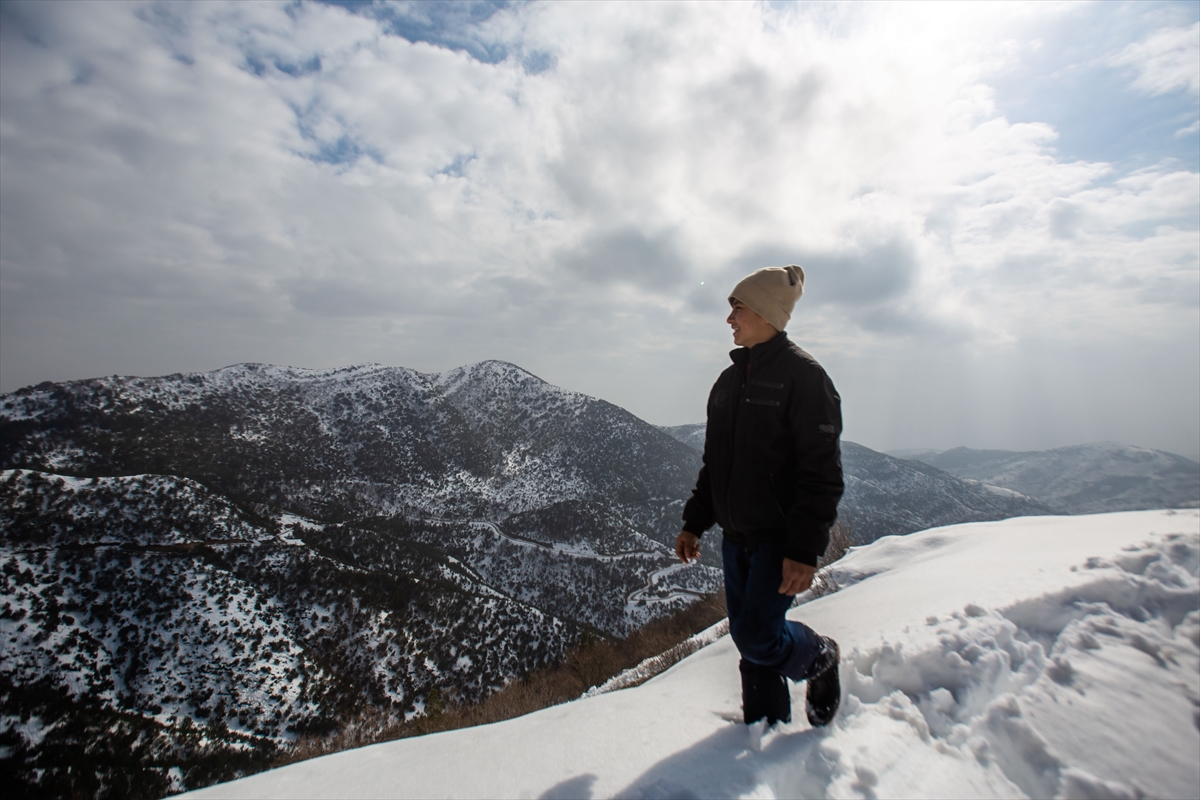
779, 558, 815, 595
676, 530, 701, 563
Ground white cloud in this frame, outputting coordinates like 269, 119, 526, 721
0, 0, 1196, 458
1111, 21, 1200, 97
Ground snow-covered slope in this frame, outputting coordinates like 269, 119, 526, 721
919, 442, 1199, 514
183, 509, 1200, 800
0, 468, 580, 793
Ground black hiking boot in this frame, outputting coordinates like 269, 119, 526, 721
805, 637, 840, 727
740, 658, 791, 725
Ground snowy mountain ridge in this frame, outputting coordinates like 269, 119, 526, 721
2, 359, 696, 522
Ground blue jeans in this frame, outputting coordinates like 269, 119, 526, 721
722, 537, 824, 682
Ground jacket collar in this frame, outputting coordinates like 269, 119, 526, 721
730, 330, 788, 372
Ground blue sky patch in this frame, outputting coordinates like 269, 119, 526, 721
243, 53, 323, 78
991, 1, 1199, 172
439, 153, 477, 178
320, 0, 512, 64
307, 135, 371, 166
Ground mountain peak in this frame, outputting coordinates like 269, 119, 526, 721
437, 359, 543, 387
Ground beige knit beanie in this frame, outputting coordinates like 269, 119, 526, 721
729, 265, 805, 331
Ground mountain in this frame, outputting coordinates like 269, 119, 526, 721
657, 423, 706, 452
1, 361, 700, 527
836, 442, 1051, 543
914, 442, 1200, 514
0, 361, 722, 797
0, 361, 718, 632
659, 426, 1052, 544
181, 510, 1200, 800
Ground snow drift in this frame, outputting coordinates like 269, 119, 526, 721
183, 510, 1200, 800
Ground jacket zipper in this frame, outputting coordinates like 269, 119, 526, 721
725, 362, 747, 535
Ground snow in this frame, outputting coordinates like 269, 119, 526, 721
168, 767, 187, 794
9, 715, 54, 749
279, 512, 323, 545
183, 509, 1200, 799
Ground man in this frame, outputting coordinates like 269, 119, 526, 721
678, 264, 844, 728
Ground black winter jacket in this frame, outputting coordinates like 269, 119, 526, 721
682, 332, 844, 566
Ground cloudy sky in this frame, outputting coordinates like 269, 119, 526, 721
2, 1, 1198, 459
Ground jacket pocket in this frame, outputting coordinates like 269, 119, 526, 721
744, 378, 785, 407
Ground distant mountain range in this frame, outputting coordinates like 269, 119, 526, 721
4, 361, 1195, 796
903, 443, 1199, 514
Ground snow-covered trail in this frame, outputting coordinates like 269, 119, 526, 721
183, 510, 1199, 800
626, 561, 708, 607
408, 517, 664, 559
469, 520, 664, 559
466, 519, 699, 613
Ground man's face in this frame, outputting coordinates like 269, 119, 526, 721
727, 300, 777, 348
